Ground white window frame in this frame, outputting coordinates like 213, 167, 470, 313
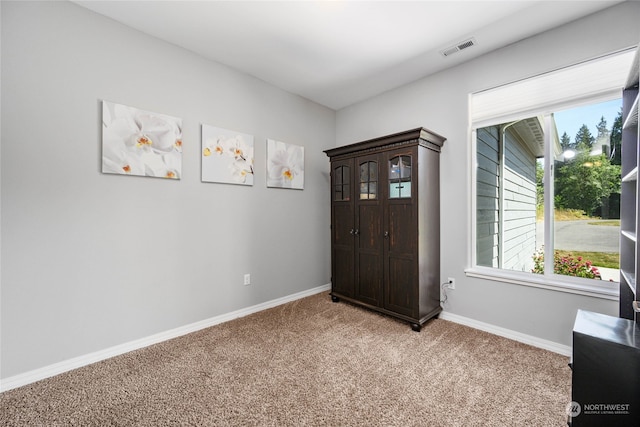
466, 49, 637, 300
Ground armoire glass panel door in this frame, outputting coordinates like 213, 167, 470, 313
359, 161, 378, 200
333, 165, 350, 201
389, 155, 412, 198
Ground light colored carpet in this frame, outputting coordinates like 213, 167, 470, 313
0, 292, 570, 426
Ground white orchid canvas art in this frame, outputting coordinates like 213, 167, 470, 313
266, 139, 304, 189
201, 125, 254, 186
102, 101, 183, 179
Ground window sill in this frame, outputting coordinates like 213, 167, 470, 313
465, 267, 619, 301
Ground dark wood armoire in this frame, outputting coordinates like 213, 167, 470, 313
324, 127, 446, 331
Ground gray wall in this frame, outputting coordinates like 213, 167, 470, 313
336, 1, 640, 347
3, 0, 639, 382
1, 1, 333, 379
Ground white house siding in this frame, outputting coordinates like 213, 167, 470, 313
476, 125, 538, 272
502, 129, 537, 272
476, 126, 500, 268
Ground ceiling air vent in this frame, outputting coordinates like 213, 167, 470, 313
440, 38, 477, 57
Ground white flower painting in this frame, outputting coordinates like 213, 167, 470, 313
267, 139, 304, 189
102, 101, 182, 179
201, 125, 254, 186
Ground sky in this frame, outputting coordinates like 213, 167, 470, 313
553, 98, 622, 143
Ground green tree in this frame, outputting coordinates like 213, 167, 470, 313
610, 109, 623, 165
560, 132, 572, 152
555, 151, 621, 215
574, 124, 595, 151
536, 160, 544, 207
596, 116, 608, 138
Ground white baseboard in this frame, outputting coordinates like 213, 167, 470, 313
0, 284, 331, 393
439, 311, 572, 357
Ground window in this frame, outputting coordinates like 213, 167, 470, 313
359, 161, 378, 200
469, 49, 636, 298
389, 155, 412, 199
333, 165, 350, 201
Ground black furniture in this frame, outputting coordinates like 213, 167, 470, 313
569, 309, 640, 426
324, 127, 446, 331
570, 44, 640, 427
619, 45, 639, 321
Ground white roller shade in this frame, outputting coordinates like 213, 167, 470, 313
471, 49, 636, 128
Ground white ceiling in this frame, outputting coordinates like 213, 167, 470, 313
73, 0, 624, 110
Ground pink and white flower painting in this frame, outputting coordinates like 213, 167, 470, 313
102, 101, 182, 179
266, 139, 304, 189
201, 125, 254, 186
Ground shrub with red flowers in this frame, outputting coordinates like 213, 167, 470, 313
532, 248, 601, 279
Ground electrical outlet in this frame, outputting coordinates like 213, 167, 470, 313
446, 277, 455, 289
244, 274, 251, 285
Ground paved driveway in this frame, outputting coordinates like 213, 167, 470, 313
536, 220, 620, 253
